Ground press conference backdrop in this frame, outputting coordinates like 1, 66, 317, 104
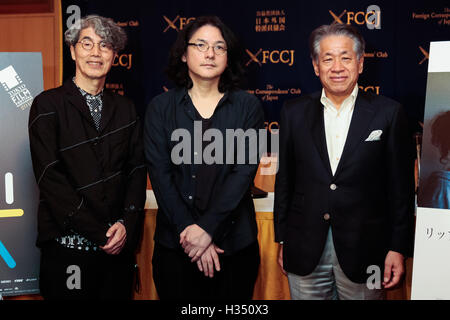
0, 53, 42, 297
61, 0, 449, 137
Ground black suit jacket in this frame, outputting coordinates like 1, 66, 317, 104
29, 80, 147, 252
274, 90, 415, 283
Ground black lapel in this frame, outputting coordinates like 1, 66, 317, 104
307, 94, 333, 177
334, 91, 376, 177
64, 80, 98, 130
98, 90, 118, 133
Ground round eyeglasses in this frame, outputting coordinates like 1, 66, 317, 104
77, 39, 113, 52
187, 42, 227, 56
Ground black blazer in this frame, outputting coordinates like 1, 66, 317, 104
29, 80, 147, 251
274, 90, 415, 283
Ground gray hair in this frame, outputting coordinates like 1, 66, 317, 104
309, 24, 365, 62
64, 15, 127, 52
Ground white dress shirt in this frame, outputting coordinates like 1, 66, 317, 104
321, 84, 359, 175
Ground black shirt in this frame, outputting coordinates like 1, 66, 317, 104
193, 107, 218, 214
144, 87, 265, 254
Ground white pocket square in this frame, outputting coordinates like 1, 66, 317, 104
365, 130, 382, 141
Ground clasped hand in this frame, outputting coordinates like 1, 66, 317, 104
180, 224, 224, 277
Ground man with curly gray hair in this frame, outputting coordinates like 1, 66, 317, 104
28, 15, 146, 299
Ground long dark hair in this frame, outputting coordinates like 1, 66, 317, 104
166, 15, 245, 92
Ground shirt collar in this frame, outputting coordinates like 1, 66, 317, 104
72, 77, 104, 99
175, 86, 232, 106
320, 83, 359, 112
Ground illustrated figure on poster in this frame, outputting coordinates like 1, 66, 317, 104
421, 110, 450, 209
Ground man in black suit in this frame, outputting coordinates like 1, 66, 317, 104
28, 15, 146, 299
274, 24, 415, 300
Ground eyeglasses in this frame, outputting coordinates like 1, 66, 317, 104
187, 42, 227, 56
77, 39, 113, 52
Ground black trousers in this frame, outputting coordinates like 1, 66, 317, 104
39, 241, 135, 300
152, 241, 260, 300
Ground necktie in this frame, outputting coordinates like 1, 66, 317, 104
86, 95, 102, 130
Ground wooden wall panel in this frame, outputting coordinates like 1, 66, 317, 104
0, 0, 53, 14
0, 0, 62, 90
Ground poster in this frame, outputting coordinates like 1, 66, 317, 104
0, 52, 42, 297
412, 41, 450, 300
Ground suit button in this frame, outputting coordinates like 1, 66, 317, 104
324, 213, 330, 221
188, 195, 193, 200
330, 184, 337, 190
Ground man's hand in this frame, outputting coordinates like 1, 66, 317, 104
277, 243, 287, 276
383, 250, 405, 289
100, 222, 127, 255
196, 244, 225, 278
180, 224, 212, 262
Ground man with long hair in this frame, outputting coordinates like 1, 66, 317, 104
145, 15, 264, 300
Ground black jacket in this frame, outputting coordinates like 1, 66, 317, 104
28, 80, 147, 251
274, 90, 415, 283
144, 87, 264, 254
